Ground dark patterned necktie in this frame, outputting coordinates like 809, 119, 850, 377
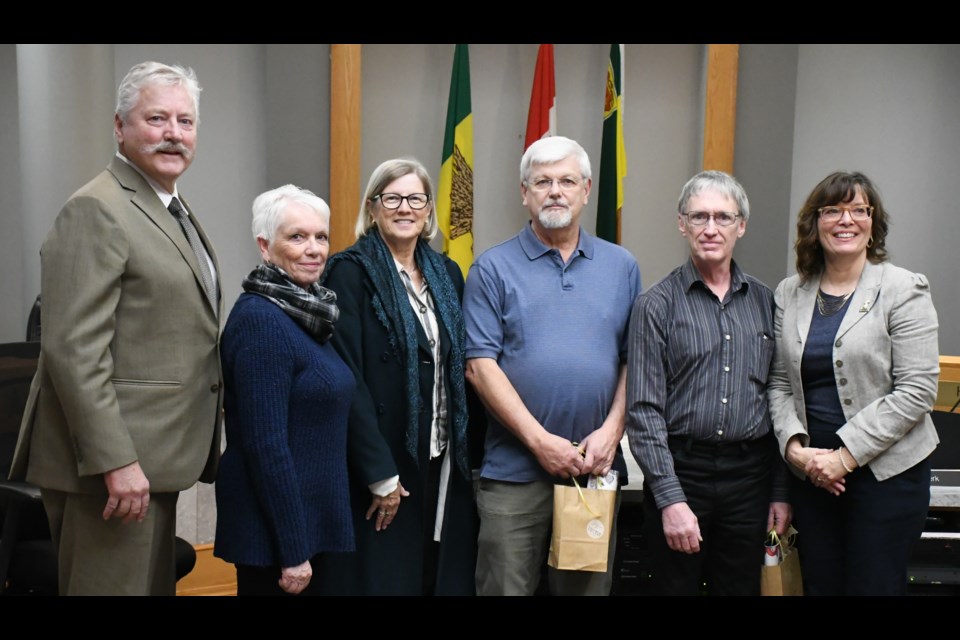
168, 197, 218, 316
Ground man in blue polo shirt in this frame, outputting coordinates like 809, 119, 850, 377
463, 136, 641, 596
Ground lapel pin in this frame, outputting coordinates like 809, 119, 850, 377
859, 300, 871, 313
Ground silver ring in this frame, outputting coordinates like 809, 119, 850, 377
816, 475, 823, 483
378, 510, 386, 516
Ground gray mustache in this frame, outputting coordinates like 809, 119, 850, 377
143, 141, 194, 160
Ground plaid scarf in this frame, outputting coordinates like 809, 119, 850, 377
323, 229, 470, 480
242, 263, 339, 343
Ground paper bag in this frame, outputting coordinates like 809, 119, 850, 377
547, 479, 616, 573
761, 526, 803, 596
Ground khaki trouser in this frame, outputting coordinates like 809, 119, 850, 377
475, 478, 619, 596
42, 489, 178, 596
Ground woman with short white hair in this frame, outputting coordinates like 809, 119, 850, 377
214, 184, 355, 596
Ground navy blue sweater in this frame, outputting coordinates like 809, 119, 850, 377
215, 293, 355, 567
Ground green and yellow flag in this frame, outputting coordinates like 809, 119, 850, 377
597, 44, 626, 244
437, 44, 474, 279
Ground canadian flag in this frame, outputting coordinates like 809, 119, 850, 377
524, 44, 556, 151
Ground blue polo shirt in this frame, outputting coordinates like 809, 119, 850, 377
463, 223, 641, 483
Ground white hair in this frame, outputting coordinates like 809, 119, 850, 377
677, 170, 751, 221
116, 61, 202, 124
520, 136, 591, 184
252, 184, 331, 244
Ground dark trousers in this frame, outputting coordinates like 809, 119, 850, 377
644, 436, 772, 596
790, 457, 930, 596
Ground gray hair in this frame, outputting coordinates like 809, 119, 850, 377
252, 184, 330, 244
116, 61, 202, 124
520, 136, 592, 184
355, 157, 438, 241
677, 170, 751, 221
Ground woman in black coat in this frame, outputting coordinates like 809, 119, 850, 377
317, 158, 478, 595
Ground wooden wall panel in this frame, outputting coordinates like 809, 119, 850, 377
703, 44, 739, 174
330, 44, 362, 254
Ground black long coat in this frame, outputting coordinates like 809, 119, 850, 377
316, 250, 479, 595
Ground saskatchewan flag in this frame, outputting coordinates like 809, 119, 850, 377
437, 44, 474, 279
597, 44, 626, 244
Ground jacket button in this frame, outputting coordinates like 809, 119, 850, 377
377, 403, 385, 415
843, 398, 852, 406
210, 383, 220, 393
836, 360, 843, 368
380, 352, 389, 363
835, 339, 842, 348
839, 378, 848, 386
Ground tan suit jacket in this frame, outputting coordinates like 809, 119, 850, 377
768, 260, 939, 481
11, 156, 223, 494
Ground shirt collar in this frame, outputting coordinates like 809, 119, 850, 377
518, 222, 594, 261
393, 257, 413, 279
115, 152, 179, 208
393, 257, 427, 292
681, 257, 748, 294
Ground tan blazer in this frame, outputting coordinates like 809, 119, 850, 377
768, 260, 939, 481
10, 157, 223, 494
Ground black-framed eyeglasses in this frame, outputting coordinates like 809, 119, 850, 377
374, 193, 431, 210
682, 211, 742, 227
817, 205, 873, 222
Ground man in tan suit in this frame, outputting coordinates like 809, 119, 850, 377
10, 61, 223, 595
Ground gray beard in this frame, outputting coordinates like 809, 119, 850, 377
538, 207, 573, 229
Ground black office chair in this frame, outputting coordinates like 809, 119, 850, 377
0, 341, 196, 594
25, 295, 41, 343
0, 341, 55, 594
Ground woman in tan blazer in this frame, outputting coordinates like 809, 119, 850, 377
768, 171, 939, 596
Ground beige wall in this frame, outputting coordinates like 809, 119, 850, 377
0, 44, 23, 342
360, 44, 704, 287
732, 44, 799, 288
789, 44, 960, 355
16, 45, 116, 333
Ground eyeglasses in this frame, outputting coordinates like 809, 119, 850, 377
682, 211, 742, 227
526, 177, 584, 192
375, 193, 431, 210
817, 205, 873, 222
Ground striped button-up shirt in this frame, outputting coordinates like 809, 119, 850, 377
626, 258, 787, 509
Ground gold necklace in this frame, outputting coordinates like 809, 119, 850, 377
816, 289, 853, 317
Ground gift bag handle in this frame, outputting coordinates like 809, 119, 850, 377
765, 525, 798, 553
571, 476, 600, 518
568, 441, 600, 517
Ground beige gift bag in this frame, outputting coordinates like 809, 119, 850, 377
547, 478, 616, 573
761, 526, 803, 596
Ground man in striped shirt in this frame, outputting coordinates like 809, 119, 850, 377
626, 171, 791, 596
